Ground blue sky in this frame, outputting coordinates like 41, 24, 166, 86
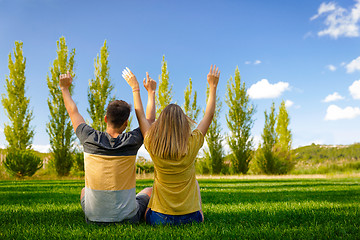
1, 0, 360, 156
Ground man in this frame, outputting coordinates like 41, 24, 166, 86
59, 71, 156, 224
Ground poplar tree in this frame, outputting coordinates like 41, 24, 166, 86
46, 36, 75, 176
125, 115, 133, 132
276, 100, 292, 152
255, 102, 277, 174
1, 41, 34, 151
203, 85, 224, 174
87, 40, 114, 132
275, 100, 294, 173
225, 67, 255, 174
183, 78, 200, 122
156, 55, 173, 117
1, 41, 42, 177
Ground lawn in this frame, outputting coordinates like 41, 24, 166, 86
0, 176, 359, 239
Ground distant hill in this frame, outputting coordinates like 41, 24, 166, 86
0, 148, 51, 159
292, 143, 360, 163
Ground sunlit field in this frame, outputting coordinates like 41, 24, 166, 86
1, 176, 359, 239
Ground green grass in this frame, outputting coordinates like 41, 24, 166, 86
1, 177, 359, 239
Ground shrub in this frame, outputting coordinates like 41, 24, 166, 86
4, 150, 43, 178
253, 145, 294, 175
73, 152, 84, 172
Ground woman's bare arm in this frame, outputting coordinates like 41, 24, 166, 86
197, 65, 220, 136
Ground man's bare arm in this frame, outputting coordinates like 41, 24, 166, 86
122, 68, 151, 137
59, 71, 85, 132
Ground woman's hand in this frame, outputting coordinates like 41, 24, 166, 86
143, 72, 157, 93
207, 65, 220, 88
122, 67, 140, 90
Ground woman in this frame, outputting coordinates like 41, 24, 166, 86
122, 65, 220, 225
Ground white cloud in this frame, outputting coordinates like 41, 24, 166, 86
325, 104, 360, 120
32, 144, 51, 153
285, 100, 294, 108
303, 31, 314, 39
248, 79, 290, 99
349, 79, 360, 99
253, 135, 262, 147
137, 145, 150, 159
311, 0, 360, 39
322, 92, 345, 102
327, 64, 337, 71
245, 60, 261, 65
346, 56, 360, 73
311, 2, 337, 21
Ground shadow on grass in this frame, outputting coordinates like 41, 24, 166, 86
201, 188, 360, 205
204, 205, 360, 226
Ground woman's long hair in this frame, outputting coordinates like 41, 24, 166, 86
146, 104, 193, 160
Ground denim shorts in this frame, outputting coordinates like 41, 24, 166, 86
81, 193, 150, 225
145, 208, 203, 226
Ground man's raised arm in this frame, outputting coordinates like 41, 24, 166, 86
59, 71, 85, 132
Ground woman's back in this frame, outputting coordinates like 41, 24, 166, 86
145, 128, 204, 215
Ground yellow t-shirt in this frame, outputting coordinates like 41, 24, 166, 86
144, 129, 204, 215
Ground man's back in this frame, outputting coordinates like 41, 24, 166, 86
76, 123, 143, 222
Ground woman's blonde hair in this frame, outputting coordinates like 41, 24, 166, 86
146, 104, 193, 160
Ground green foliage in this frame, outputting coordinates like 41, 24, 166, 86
1, 41, 34, 151
254, 102, 294, 174
3, 150, 42, 177
73, 151, 84, 172
195, 157, 211, 174
225, 67, 255, 174
46, 36, 75, 176
203, 84, 224, 174
276, 100, 292, 152
125, 114, 133, 132
156, 55, 173, 117
294, 143, 360, 162
254, 102, 278, 174
135, 156, 154, 173
1, 178, 359, 239
87, 40, 114, 132
183, 78, 200, 122
274, 100, 294, 173
292, 143, 360, 174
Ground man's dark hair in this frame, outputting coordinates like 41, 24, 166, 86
106, 100, 131, 128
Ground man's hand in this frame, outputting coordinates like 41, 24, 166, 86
59, 71, 72, 90
122, 67, 140, 90
207, 65, 220, 88
143, 72, 156, 93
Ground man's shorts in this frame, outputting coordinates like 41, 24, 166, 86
81, 192, 150, 224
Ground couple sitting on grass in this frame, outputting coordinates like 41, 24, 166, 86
59, 65, 220, 226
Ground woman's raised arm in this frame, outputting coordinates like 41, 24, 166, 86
196, 65, 220, 136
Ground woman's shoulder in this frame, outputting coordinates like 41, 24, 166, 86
190, 128, 205, 146
192, 128, 204, 138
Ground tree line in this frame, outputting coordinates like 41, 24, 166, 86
1, 37, 293, 177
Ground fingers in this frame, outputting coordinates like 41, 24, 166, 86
209, 64, 220, 77
122, 67, 133, 80
146, 72, 150, 80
